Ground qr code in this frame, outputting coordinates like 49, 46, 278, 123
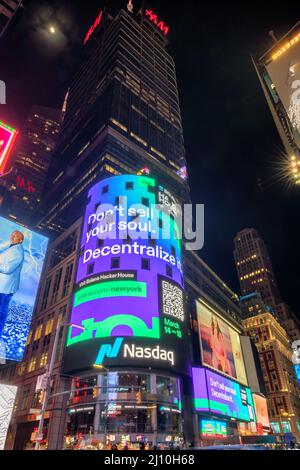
162, 281, 184, 322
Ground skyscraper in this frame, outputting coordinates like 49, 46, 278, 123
234, 228, 300, 340
38, 5, 188, 232
0, 0, 22, 38
234, 228, 281, 308
0, 105, 62, 219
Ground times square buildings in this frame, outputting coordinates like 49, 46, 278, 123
0, 4, 299, 449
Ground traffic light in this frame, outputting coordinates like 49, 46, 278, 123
38, 390, 45, 405
92, 386, 98, 399
136, 390, 142, 405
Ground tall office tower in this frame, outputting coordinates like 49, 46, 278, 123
243, 313, 300, 442
234, 229, 300, 340
0, 105, 62, 219
0, 0, 22, 38
234, 229, 281, 309
38, 5, 188, 232
253, 22, 300, 185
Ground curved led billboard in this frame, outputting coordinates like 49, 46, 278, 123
0, 217, 48, 362
63, 175, 187, 375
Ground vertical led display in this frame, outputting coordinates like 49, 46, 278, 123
197, 299, 247, 385
0, 217, 48, 361
0, 121, 18, 174
252, 394, 270, 434
64, 175, 187, 374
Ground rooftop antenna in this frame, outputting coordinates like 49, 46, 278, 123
269, 30, 278, 43
127, 0, 134, 13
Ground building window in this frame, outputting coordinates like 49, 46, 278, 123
41, 277, 52, 310
87, 263, 94, 275
142, 197, 149, 207
45, 317, 54, 336
40, 352, 48, 368
126, 182, 134, 190
51, 268, 62, 305
34, 324, 43, 341
141, 258, 150, 270
28, 357, 37, 373
111, 258, 120, 269
166, 265, 173, 277
62, 263, 74, 298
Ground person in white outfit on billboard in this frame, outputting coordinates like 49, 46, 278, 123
0, 231, 25, 338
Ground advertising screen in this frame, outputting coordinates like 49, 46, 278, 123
197, 300, 247, 385
0, 384, 17, 450
0, 217, 48, 361
252, 394, 270, 434
265, 31, 300, 149
192, 367, 255, 422
0, 121, 18, 175
63, 175, 187, 375
201, 420, 227, 439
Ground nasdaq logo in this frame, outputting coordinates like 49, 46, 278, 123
94, 338, 124, 365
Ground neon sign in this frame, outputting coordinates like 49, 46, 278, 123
16, 175, 36, 194
84, 10, 103, 45
0, 121, 18, 174
144, 9, 169, 37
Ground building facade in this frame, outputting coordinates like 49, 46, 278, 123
0, 0, 21, 38
243, 313, 300, 442
0, 106, 62, 220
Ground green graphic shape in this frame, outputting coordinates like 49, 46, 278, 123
67, 315, 160, 347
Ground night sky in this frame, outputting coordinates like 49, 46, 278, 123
0, 0, 299, 314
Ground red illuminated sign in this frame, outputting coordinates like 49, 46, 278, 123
0, 121, 18, 175
144, 9, 169, 36
84, 10, 103, 45
16, 175, 36, 194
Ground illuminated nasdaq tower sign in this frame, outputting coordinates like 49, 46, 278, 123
64, 175, 187, 375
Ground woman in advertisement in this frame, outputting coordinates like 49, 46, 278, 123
209, 316, 232, 377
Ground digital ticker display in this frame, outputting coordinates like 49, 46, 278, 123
192, 367, 256, 423
0, 216, 48, 362
63, 175, 187, 375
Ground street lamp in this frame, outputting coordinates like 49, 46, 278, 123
93, 364, 110, 448
35, 322, 84, 451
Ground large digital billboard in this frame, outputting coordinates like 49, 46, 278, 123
192, 367, 255, 423
0, 217, 48, 362
0, 121, 18, 175
63, 175, 187, 375
252, 394, 270, 434
196, 300, 247, 385
0, 384, 17, 450
201, 420, 227, 439
265, 30, 300, 149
